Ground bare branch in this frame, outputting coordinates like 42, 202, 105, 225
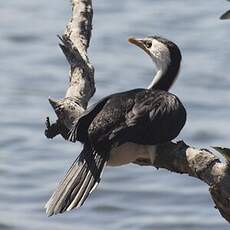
220, 10, 230, 20
134, 141, 230, 223
45, 0, 94, 138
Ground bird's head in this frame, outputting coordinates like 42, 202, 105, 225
128, 35, 182, 90
128, 36, 181, 73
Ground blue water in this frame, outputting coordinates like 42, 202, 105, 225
0, 0, 230, 229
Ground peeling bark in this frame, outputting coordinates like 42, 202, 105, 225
45, 0, 94, 138
134, 141, 230, 223
44, 0, 230, 223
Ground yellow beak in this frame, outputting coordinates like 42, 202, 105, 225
128, 37, 149, 54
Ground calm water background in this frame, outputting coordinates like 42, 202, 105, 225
0, 0, 230, 229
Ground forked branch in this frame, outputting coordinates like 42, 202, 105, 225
45, 0, 94, 139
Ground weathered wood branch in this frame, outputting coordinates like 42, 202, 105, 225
45, 0, 94, 139
220, 10, 230, 20
44, 0, 230, 224
133, 141, 230, 223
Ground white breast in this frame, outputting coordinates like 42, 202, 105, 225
107, 142, 156, 166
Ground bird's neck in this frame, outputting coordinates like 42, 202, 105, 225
148, 60, 180, 91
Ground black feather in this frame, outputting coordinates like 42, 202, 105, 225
45, 144, 107, 216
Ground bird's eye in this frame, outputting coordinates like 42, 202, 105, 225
144, 41, 152, 48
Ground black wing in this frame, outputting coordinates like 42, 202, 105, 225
69, 96, 111, 142
69, 88, 144, 143
87, 89, 186, 147
119, 90, 186, 144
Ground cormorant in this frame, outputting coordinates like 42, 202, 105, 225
45, 35, 186, 216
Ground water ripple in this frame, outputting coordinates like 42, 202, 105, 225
0, 0, 230, 229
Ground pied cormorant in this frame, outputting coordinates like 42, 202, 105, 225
46, 35, 186, 215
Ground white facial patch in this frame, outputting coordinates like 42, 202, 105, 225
149, 39, 171, 71
147, 39, 171, 89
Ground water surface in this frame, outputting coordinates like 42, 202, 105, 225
0, 0, 230, 229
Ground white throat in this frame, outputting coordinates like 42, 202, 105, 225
147, 39, 171, 89
147, 69, 164, 89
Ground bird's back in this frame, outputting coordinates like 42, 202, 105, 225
82, 88, 186, 150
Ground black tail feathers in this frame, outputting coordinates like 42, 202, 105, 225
45, 144, 107, 216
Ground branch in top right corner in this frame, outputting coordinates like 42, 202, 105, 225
220, 10, 230, 20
